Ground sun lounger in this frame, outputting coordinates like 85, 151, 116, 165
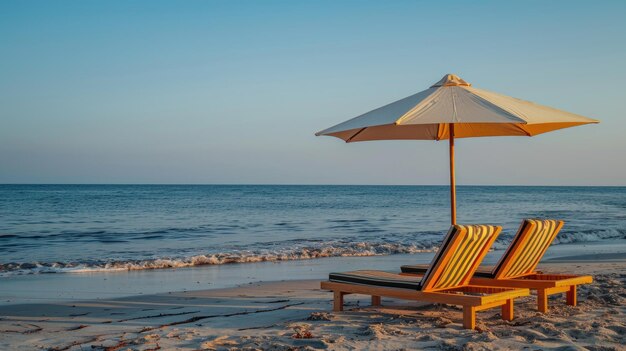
401, 219, 593, 313
320, 225, 530, 329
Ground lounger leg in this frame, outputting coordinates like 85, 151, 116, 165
537, 289, 548, 313
462, 306, 476, 330
371, 295, 381, 306
333, 291, 345, 312
566, 285, 577, 306
501, 299, 514, 321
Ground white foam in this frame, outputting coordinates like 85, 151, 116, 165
1, 229, 623, 277
0, 241, 437, 276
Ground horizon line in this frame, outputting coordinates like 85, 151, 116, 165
0, 183, 624, 187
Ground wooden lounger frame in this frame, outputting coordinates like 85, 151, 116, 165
469, 273, 592, 313
321, 281, 529, 330
320, 225, 530, 330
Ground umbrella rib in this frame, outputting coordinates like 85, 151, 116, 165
516, 124, 533, 137
435, 123, 443, 141
346, 127, 367, 143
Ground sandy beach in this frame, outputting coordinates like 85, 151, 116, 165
1, 250, 624, 351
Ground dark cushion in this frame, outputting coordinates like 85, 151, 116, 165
329, 270, 422, 290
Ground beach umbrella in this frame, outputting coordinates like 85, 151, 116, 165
315, 74, 598, 225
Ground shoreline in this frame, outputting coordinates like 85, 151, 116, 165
1, 240, 625, 306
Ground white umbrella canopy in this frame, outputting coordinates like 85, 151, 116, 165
316, 74, 599, 224
316, 74, 597, 142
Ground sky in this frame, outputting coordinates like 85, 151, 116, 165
1, 0, 625, 185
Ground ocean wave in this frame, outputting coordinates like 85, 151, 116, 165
0, 241, 438, 276
1, 229, 624, 277
555, 228, 626, 244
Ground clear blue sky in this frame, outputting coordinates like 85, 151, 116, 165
1, 0, 624, 185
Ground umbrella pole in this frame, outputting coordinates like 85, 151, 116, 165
449, 123, 456, 225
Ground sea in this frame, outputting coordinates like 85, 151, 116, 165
1, 185, 625, 277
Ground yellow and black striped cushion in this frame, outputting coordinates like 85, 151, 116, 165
488, 219, 533, 278
329, 270, 422, 290
415, 225, 462, 284
421, 225, 499, 290
401, 220, 562, 281
497, 219, 562, 279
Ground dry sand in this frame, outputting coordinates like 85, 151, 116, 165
0, 259, 624, 350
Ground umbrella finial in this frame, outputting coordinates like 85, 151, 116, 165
431, 74, 471, 88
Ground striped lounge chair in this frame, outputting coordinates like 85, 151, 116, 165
401, 219, 593, 313
320, 225, 530, 329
